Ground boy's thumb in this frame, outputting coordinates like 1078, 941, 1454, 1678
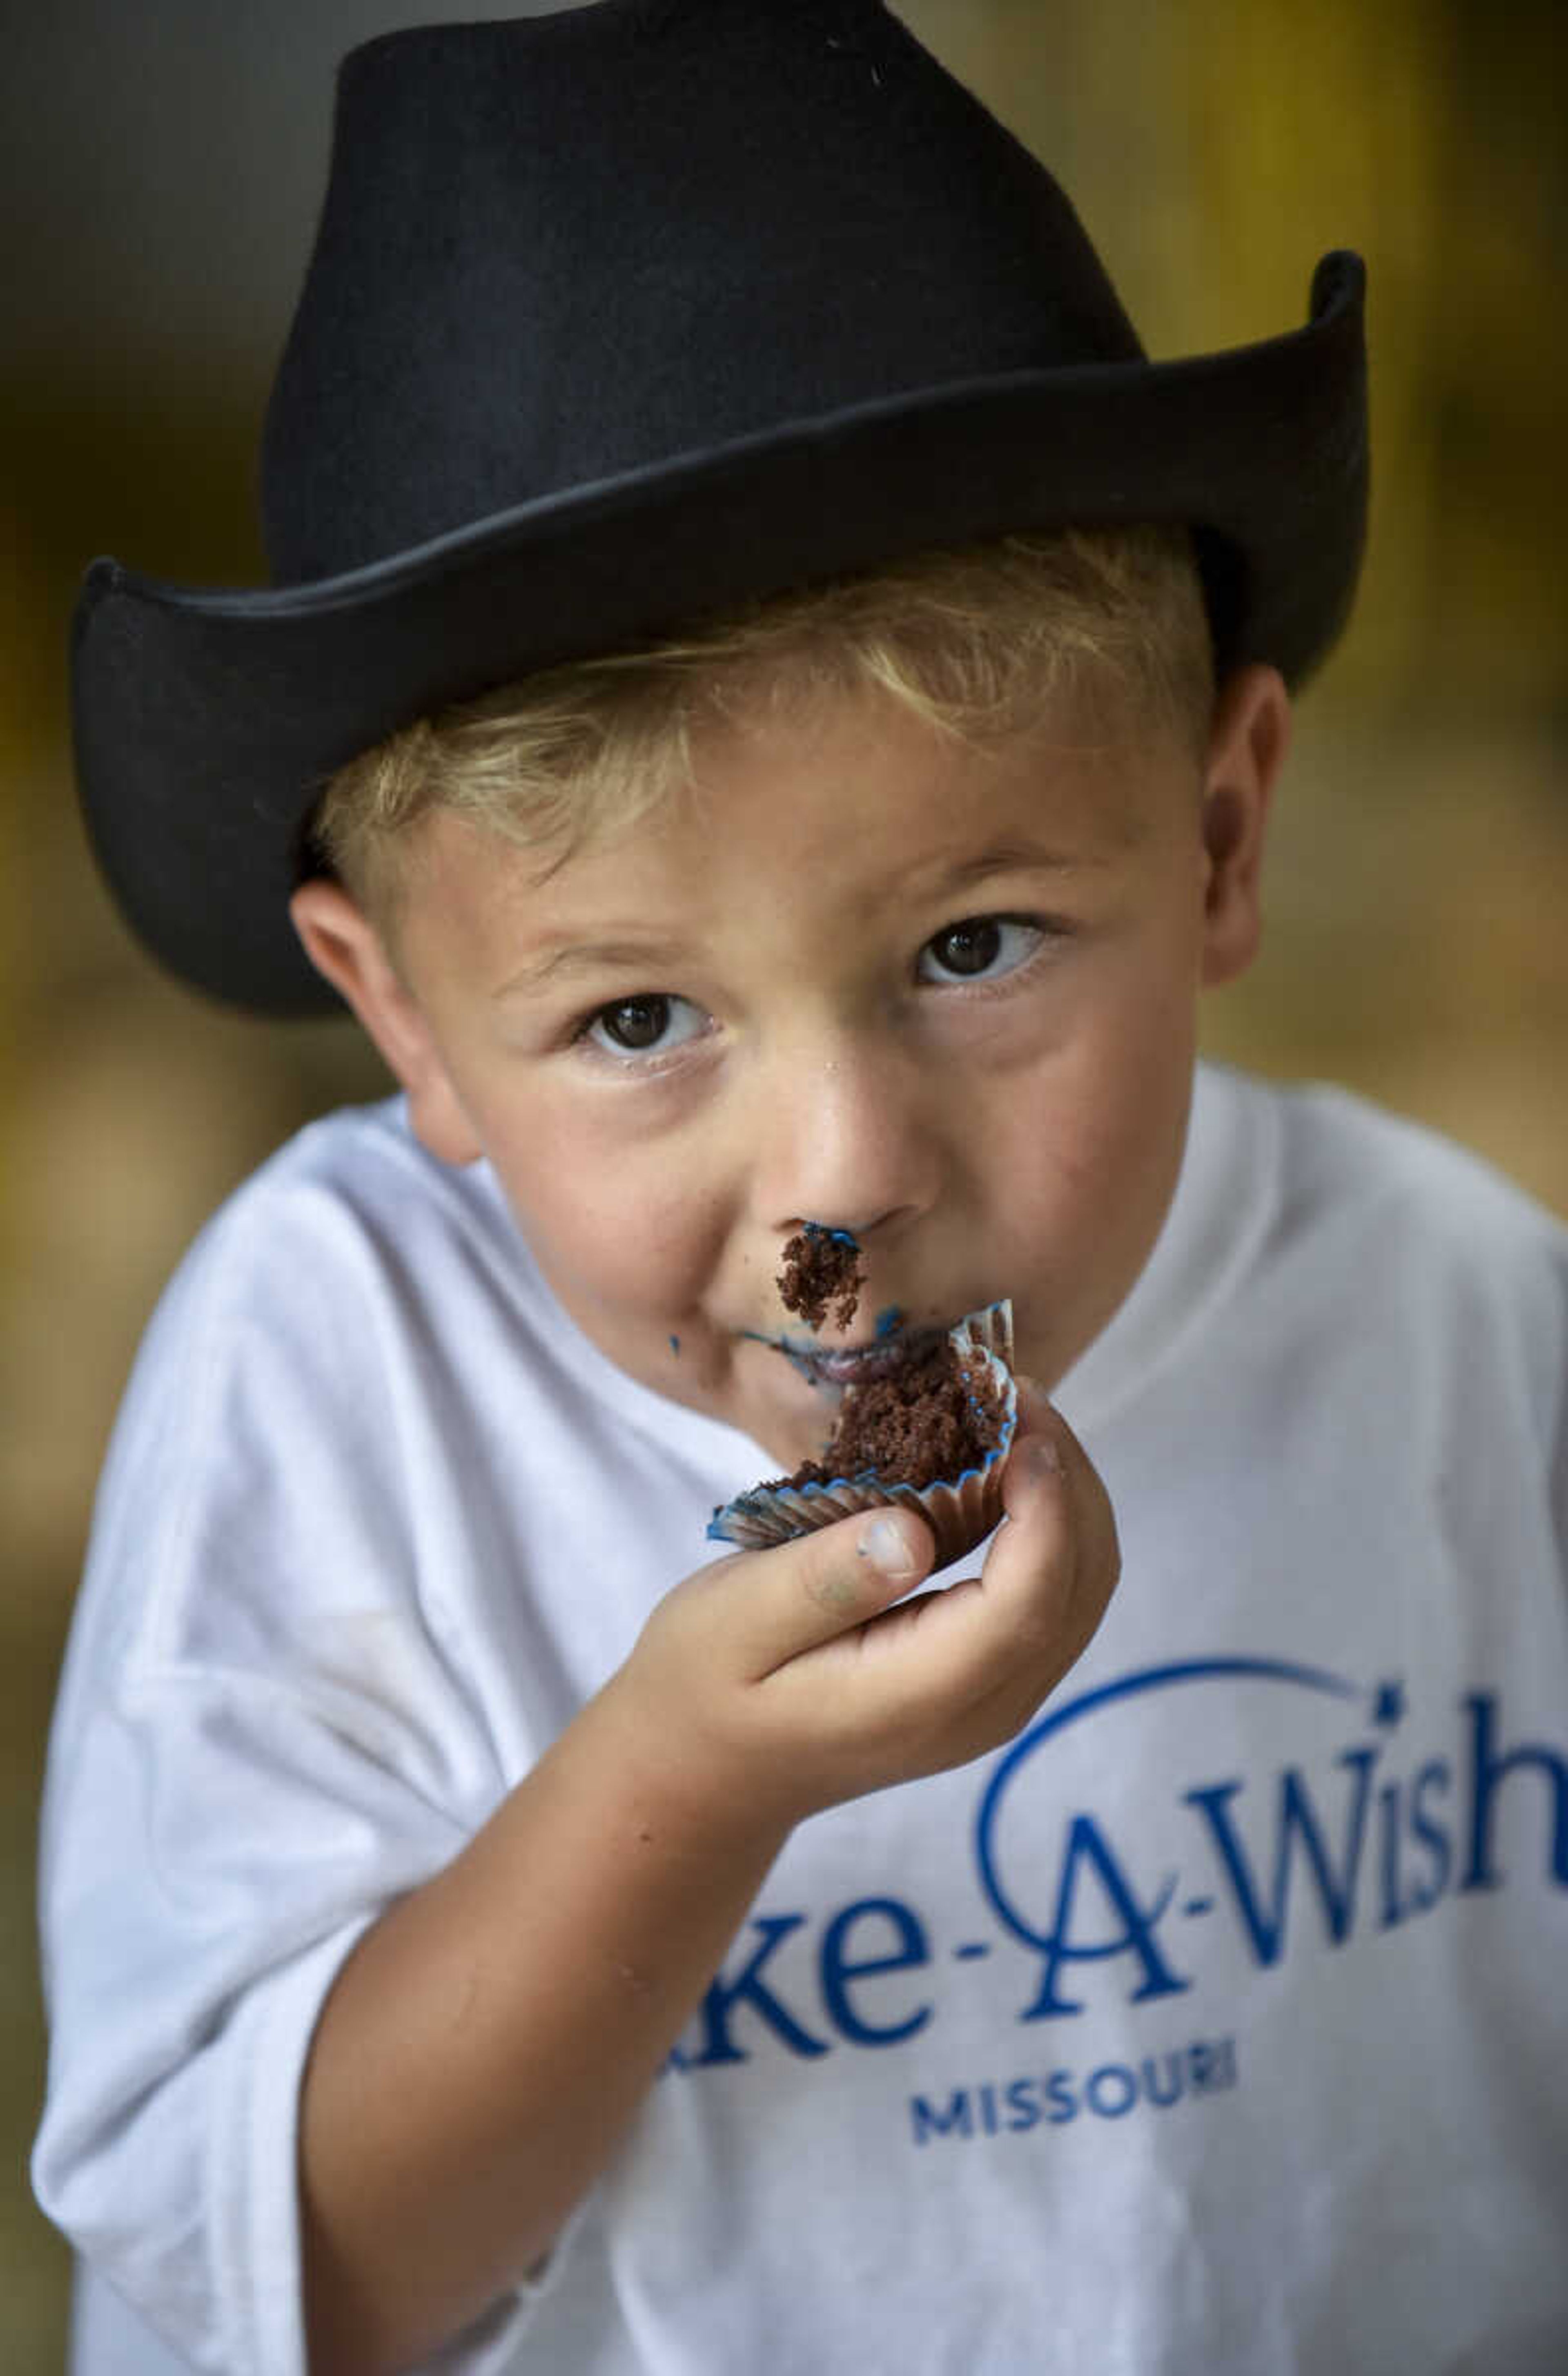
739, 1504, 935, 1673
857, 1511, 926, 1581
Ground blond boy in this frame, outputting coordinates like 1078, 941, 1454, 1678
36, 7, 1568, 2373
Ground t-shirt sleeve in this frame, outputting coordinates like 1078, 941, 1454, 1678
31, 1150, 541, 2375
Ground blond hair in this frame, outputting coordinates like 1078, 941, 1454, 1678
311, 525, 1213, 926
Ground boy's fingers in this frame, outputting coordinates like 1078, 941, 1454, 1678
704, 1395, 1114, 1686
724, 1505, 937, 1676
993, 1397, 1120, 1654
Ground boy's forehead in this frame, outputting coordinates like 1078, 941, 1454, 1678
403, 682, 1193, 954
683, 676, 1197, 842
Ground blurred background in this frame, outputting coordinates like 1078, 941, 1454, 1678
4, 0, 1564, 2359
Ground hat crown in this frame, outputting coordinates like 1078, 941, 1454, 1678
261, 0, 1143, 585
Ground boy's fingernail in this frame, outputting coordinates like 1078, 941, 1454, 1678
859, 1514, 919, 1577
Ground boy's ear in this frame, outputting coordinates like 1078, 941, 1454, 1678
1198, 662, 1291, 989
288, 879, 483, 1165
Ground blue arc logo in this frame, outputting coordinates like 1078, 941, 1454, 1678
975, 1657, 1360, 1955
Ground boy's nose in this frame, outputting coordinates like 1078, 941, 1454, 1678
753, 1041, 940, 1253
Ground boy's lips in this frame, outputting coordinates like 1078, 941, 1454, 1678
754, 1322, 944, 1390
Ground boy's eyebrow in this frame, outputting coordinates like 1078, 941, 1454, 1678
911, 834, 1123, 893
491, 938, 690, 999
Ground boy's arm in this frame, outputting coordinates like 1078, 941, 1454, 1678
300, 1665, 787, 2374
299, 1395, 1116, 2374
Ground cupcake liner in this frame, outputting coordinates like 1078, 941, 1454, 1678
709, 1299, 1016, 1567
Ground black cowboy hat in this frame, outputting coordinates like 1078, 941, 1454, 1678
73, 0, 1368, 1015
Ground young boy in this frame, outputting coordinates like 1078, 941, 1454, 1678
35, 4, 1568, 2372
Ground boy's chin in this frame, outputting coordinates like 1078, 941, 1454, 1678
722, 1348, 846, 1469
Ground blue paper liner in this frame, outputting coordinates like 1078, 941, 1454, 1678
709, 1300, 1016, 1566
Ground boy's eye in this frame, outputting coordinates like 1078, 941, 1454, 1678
918, 914, 1044, 983
584, 993, 707, 1059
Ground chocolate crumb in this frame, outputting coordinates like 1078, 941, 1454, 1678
778, 1224, 864, 1331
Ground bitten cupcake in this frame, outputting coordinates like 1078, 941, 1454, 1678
710, 1298, 1018, 1567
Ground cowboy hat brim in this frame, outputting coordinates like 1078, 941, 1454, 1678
74, 250, 1365, 1016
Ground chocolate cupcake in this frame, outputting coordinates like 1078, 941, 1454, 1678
709, 1300, 1017, 1567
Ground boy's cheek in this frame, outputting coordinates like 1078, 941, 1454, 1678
493, 1162, 719, 1327
991, 1066, 1194, 1367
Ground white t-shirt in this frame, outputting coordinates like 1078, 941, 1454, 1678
33, 1065, 1568, 2375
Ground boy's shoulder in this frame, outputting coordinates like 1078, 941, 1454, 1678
1216, 1064, 1568, 1404
227, 1089, 471, 1206
134, 1095, 534, 1401
198, 1094, 509, 1281
1258, 1067, 1566, 1267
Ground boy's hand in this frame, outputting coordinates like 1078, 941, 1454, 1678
618, 1386, 1118, 1830
300, 1387, 1117, 2372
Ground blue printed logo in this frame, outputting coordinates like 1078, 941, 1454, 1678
665, 1661, 1568, 2143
